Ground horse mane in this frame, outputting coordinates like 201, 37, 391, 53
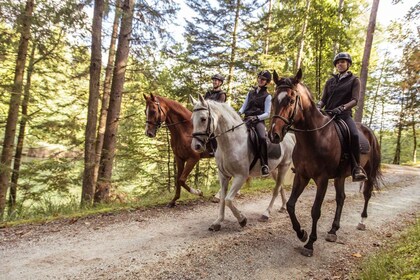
206, 100, 243, 126
155, 95, 192, 116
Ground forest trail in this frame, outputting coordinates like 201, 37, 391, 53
1, 164, 419, 280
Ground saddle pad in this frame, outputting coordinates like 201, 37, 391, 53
334, 119, 370, 154
267, 142, 282, 159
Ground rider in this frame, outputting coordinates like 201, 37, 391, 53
204, 73, 227, 155
317, 52, 368, 182
238, 70, 272, 177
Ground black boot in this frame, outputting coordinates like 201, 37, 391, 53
351, 145, 367, 182
260, 140, 270, 177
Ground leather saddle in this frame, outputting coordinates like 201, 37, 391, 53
333, 118, 370, 158
247, 126, 281, 171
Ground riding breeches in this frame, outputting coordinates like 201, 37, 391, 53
339, 114, 360, 166
255, 121, 268, 166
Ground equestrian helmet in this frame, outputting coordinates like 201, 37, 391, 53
333, 52, 352, 66
258, 70, 272, 83
211, 73, 225, 83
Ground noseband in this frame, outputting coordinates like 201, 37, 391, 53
146, 98, 166, 129
191, 106, 213, 145
271, 83, 301, 133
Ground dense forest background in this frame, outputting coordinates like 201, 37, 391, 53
0, 0, 418, 220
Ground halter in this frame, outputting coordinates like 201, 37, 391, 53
271, 81, 336, 133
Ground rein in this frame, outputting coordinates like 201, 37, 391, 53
272, 87, 336, 133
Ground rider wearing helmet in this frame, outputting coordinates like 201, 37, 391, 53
317, 52, 368, 182
204, 73, 227, 102
204, 74, 227, 156
238, 70, 272, 177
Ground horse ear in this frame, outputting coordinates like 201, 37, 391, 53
198, 94, 207, 105
143, 94, 148, 101
150, 93, 155, 101
189, 94, 198, 105
295, 68, 303, 83
273, 70, 280, 84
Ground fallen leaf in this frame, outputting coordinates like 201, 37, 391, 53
352, 253, 362, 258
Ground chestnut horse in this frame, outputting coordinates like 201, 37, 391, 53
269, 69, 381, 257
144, 94, 212, 207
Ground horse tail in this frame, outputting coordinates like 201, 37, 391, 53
362, 126, 383, 194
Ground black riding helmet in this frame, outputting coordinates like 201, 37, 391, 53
333, 52, 352, 66
211, 73, 225, 83
258, 70, 272, 83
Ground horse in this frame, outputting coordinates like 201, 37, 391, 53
144, 94, 212, 207
268, 69, 381, 257
190, 94, 296, 231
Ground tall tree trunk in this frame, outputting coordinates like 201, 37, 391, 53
8, 43, 36, 215
379, 98, 384, 147
354, 0, 380, 122
0, 0, 34, 219
393, 93, 404, 165
227, 0, 240, 100
368, 53, 387, 127
95, 0, 134, 203
264, 0, 273, 55
93, 0, 121, 192
81, 0, 104, 205
409, 90, 417, 163
295, 0, 311, 70
332, 0, 344, 72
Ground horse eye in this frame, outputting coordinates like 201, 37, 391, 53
201, 117, 206, 122
290, 99, 295, 105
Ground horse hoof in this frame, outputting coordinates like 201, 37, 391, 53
258, 215, 269, 222
211, 197, 220, 203
300, 247, 313, 257
325, 233, 337, 242
278, 207, 286, 213
239, 217, 247, 227
209, 224, 221, 231
299, 230, 308, 242
357, 223, 366, 231
166, 202, 176, 208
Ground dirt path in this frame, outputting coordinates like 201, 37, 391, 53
1, 164, 419, 280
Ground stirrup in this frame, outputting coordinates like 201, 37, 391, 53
352, 167, 367, 182
261, 165, 270, 177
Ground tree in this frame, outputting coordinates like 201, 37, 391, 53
95, 0, 134, 203
81, 0, 104, 205
0, 0, 34, 218
354, 0, 380, 122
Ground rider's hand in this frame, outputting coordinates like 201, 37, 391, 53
246, 116, 259, 123
331, 106, 344, 115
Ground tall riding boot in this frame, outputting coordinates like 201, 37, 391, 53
351, 141, 367, 182
260, 140, 269, 176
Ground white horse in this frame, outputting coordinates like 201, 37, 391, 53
190, 95, 296, 231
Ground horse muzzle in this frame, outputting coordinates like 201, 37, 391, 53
269, 130, 284, 144
191, 138, 206, 153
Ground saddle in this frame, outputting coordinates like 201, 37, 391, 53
333, 118, 370, 159
247, 126, 281, 171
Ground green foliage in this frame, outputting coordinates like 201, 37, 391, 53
352, 218, 420, 280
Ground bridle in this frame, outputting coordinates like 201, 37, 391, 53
191, 105, 213, 146
271, 80, 336, 134
146, 98, 187, 130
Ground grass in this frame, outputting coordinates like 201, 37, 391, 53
1, 176, 287, 227
352, 217, 420, 280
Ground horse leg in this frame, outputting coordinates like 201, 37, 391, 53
326, 177, 346, 242
179, 158, 203, 196
225, 175, 248, 228
259, 164, 288, 222
167, 157, 185, 208
302, 177, 329, 257
209, 172, 230, 231
357, 179, 373, 230
287, 175, 310, 242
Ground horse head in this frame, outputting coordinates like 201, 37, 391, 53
144, 93, 166, 137
190, 94, 214, 153
269, 69, 303, 144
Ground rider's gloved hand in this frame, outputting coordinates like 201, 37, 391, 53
331, 106, 344, 115
246, 116, 259, 124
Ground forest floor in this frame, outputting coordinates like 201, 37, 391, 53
1, 164, 419, 280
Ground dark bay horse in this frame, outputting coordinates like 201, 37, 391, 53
269, 69, 381, 257
144, 94, 212, 207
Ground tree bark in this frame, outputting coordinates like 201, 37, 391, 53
81, 0, 104, 205
227, 0, 240, 99
264, 0, 273, 55
8, 43, 36, 215
355, 0, 380, 122
95, 0, 134, 203
93, 0, 121, 190
0, 0, 34, 219
393, 93, 404, 165
295, 0, 311, 70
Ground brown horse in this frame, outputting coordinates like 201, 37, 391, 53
144, 94, 212, 207
269, 69, 381, 257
